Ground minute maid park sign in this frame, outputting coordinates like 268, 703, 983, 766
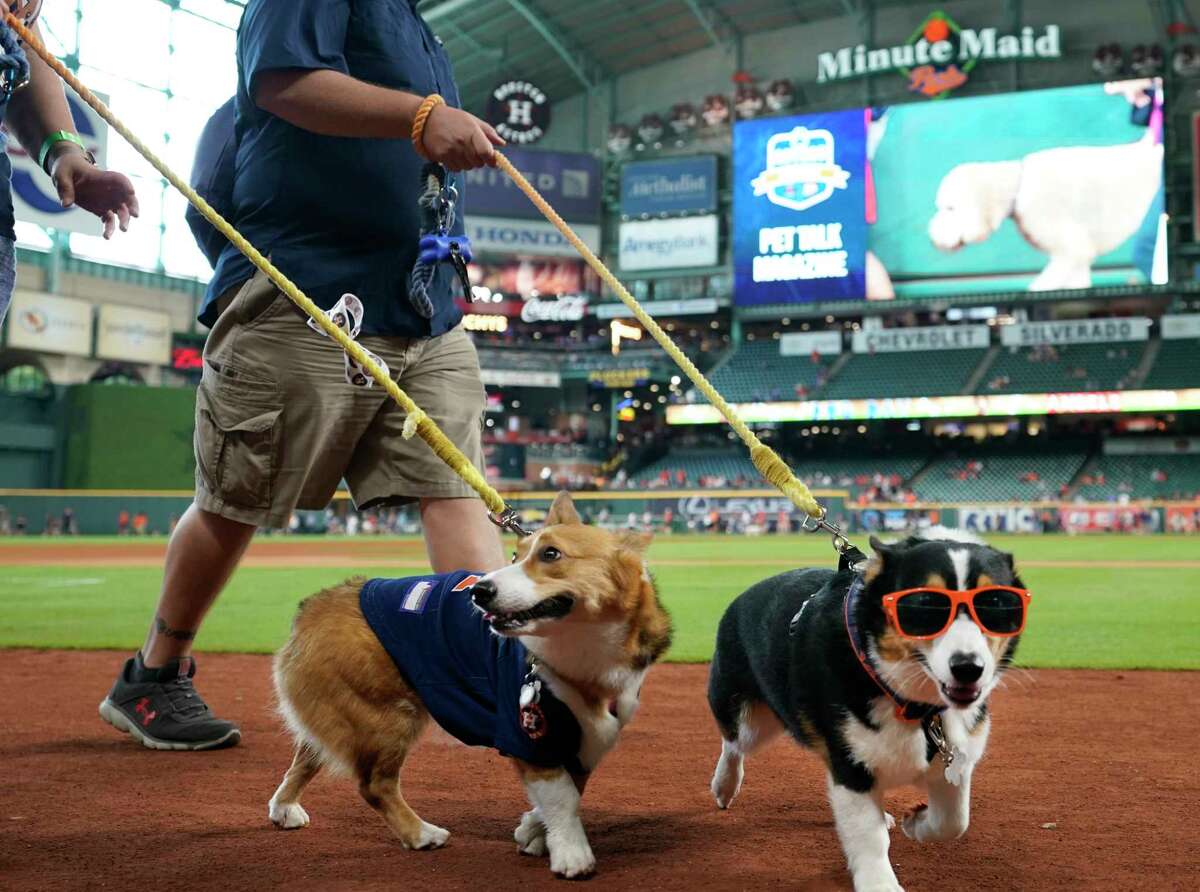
817, 10, 1062, 98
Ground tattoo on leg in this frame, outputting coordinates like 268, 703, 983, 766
155, 617, 196, 642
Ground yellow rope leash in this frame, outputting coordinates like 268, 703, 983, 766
491, 155, 824, 519
5, 14, 508, 519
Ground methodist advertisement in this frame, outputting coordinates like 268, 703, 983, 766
732, 108, 868, 305
620, 156, 718, 217
732, 79, 1167, 305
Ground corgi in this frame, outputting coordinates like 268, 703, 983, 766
707, 530, 1029, 892
267, 492, 672, 879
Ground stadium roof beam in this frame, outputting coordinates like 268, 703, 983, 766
442, 20, 504, 63
682, 0, 740, 50
502, 0, 604, 90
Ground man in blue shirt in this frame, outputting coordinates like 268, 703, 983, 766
101, 0, 508, 751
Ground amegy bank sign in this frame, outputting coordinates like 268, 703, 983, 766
817, 11, 1062, 97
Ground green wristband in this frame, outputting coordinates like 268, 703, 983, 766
38, 130, 87, 174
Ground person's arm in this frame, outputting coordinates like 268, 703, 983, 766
254, 68, 504, 172
5, 22, 138, 238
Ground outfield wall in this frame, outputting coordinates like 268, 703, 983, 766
1, 489, 1197, 536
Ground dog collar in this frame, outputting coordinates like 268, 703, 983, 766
843, 575, 944, 725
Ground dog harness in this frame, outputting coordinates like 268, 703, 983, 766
360, 571, 584, 773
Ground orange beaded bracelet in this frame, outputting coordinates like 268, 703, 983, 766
411, 93, 445, 159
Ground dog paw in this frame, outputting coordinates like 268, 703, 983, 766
710, 756, 743, 810
884, 811, 896, 830
550, 842, 596, 880
901, 803, 929, 841
268, 800, 310, 830
515, 809, 547, 857
403, 821, 450, 850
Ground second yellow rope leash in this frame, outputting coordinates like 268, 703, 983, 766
491, 154, 824, 520
4, 14, 508, 520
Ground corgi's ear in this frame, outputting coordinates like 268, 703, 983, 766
545, 491, 582, 526
619, 530, 653, 554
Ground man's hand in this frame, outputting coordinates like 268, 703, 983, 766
51, 151, 140, 239
420, 105, 505, 171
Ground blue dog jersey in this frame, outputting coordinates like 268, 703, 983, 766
360, 572, 583, 772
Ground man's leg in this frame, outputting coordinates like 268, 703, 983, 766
141, 503, 257, 666
419, 496, 505, 573
98, 504, 254, 750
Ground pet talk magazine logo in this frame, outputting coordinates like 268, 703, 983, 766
817, 10, 1062, 98
748, 124, 852, 285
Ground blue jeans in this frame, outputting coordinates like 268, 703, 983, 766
0, 235, 14, 327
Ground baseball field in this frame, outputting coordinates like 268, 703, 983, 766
1, 532, 1197, 890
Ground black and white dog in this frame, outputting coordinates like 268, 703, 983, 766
707, 530, 1029, 892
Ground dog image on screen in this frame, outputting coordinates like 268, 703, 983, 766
928, 132, 1162, 291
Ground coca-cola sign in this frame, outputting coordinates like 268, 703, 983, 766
520, 295, 589, 323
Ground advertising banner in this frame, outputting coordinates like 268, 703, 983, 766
3, 291, 92, 356
620, 156, 718, 217
466, 216, 601, 258
779, 330, 843, 356
95, 305, 171, 365
999, 317, 1151, 347
1166, 503, 1200, 532
462, 148, 600, 222
479, 368, 562, 388
959, 505, 1040, 534
596, 297, 719, 320
8, 92, 109, 235
665, 387, 1200, 425
1060, 504, 1159, 534
1161, 314, 1200, 339
618, 215, 719, 271
852, 324, 989, 353
468, 258, 591, 300
732, 108, 868, 305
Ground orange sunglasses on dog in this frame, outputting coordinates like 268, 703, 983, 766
881, 586, 1031, 640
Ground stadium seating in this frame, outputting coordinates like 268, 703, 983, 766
977, 343, 1145, 394
819, 350, 987, 399
627, 448, 758, 486
1141, 339, 1199, 390
1072, 453, 1200, 501
627, 449, 928, 495
913, 449, 1089, 502
704, 338, 832, 403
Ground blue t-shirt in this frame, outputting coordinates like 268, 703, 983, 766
187, 97, 237, 269
201, 0, 465, 337
359, 571, 584, 772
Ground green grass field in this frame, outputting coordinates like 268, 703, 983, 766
1, 534, 1197, 669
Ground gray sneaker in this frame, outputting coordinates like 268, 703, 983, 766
99, 653, 241, 751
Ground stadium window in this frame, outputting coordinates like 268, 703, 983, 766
0, 364, 52, 396
18, 0, 240, 281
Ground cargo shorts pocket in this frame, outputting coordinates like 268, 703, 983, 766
194, 379, 283, 511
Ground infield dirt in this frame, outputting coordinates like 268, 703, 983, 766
0, 650, 1195, 890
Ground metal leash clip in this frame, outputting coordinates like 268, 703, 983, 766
489, 507, 532, 538
800, 505, 868, 572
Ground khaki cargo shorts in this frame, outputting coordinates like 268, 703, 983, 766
194, 269, 487, 528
